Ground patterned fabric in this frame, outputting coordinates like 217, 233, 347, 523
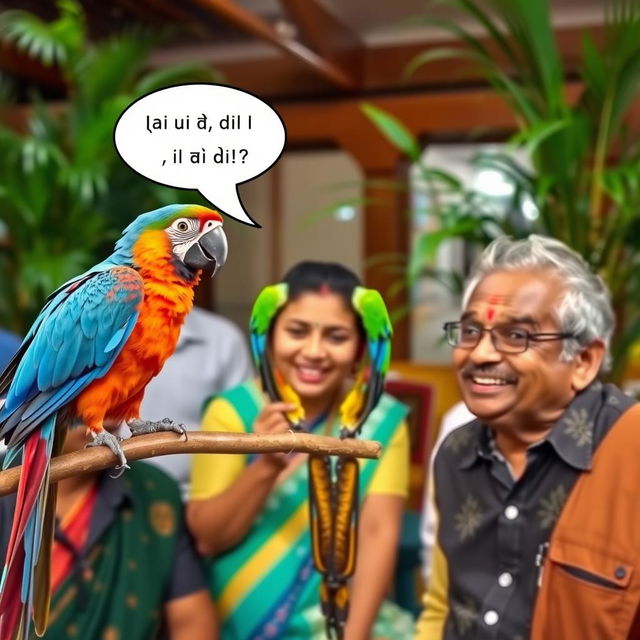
41, 463, 184, 640
192, 380, 411, 639
0, 462, 204, 640
417, 382, 634, 640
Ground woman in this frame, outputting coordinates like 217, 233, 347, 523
0, 424, 217, 640
187, 261, 412, 639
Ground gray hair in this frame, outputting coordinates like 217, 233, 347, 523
462, 235, 614, 370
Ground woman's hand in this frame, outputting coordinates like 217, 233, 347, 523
253, 402, 298, 469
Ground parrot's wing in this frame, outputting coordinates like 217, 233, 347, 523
0, 266, 144, 447
0, 272, 97, 396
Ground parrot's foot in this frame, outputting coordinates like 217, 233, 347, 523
339, 426, 361, 439
128, 418, 188, 441
86, 431, 129, 475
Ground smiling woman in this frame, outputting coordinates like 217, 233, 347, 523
186, 261, 414, 640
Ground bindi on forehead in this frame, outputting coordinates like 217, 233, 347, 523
473, 292, 511, 322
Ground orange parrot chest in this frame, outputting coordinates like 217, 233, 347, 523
74, 276, 195, 427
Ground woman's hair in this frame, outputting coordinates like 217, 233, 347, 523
462, 235, 614, 369
278, 261, 365, 340
282, 261, 361, 303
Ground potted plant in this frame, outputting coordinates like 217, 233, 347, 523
0, 0, 219, 333
363, 0, 640, 381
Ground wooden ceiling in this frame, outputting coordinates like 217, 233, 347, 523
0, 0, 606, 102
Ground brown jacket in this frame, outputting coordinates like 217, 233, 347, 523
531, 403, 640, 640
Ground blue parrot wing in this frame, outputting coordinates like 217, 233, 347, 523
0, 266, 144, 446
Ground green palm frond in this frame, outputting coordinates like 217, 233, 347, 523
0, 1, 219, 332
72, 29, 158, 111
0, 0, 85, 67
362, 0, 640, 378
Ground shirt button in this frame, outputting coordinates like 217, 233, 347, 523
504, 505, 519, 520
484, 610, 499, 626
498, 572, 513, 587
615, 566, 627, 580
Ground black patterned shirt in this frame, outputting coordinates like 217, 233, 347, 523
416, 382, 634, 639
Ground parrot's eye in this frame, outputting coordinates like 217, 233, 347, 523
171, 218, 193, 233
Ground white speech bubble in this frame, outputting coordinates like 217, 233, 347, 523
114, 84, 287, 227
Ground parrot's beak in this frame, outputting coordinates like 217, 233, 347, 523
183, 226, 228, 276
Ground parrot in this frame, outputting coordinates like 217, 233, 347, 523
248, 283, 306, 427
340, 286, 393, 437
309, 285, 393, 639
0, 203, 228, 639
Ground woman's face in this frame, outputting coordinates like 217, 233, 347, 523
271, 291, 361, 407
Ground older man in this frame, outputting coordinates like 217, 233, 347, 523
416, 235, 640, 639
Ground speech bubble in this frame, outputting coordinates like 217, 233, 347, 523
114, 84, 287, 227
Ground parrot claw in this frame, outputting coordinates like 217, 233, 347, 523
339, 426, 361, 439
109, 463, 130, 479
86, 430, 129, 471
128, 418, 188, 441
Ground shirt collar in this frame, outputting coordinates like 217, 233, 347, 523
457, 420, 486, 469
457, 382, 605, 472
100, 469, 134, 506
85, 469, 134, 552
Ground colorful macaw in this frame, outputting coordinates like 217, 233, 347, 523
249, 283, 305, 427
249, 280, 393, 639
341, 286, 393, 437
0, 204, 228, 639
308, 285, 393, 639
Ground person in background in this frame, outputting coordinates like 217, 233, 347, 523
0, 423, 218, 639
0, 328, 20, 371
125, 306, 253, 497
416, 235, 640, 640
187, 261, 414, 640
420, 401, 474, 582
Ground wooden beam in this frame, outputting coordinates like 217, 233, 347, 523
0, 43, 63, 91
276, 85, 583, 159
143, 24, 605, 99
189, 0, 358, 90
363, 166, 410, 359
279, 0, 364, 86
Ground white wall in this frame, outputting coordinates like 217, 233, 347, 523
279, 150, 363, 276
215, 149, 363, 333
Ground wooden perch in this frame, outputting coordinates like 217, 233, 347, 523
0, 431, 381, 497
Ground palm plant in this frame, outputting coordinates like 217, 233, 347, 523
0, 0, 219, 333
364, 0, 640, 380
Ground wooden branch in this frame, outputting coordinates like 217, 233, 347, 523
189, 0, 357, 90
0, 431, 381, 497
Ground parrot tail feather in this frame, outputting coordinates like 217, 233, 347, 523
0, 414, 57, 639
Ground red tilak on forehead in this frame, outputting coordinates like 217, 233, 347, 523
319, 283, 331, 295
484, 294, 505, 321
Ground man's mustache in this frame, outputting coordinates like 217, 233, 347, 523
460, 364, 518, 383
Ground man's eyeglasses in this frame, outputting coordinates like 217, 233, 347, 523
443, 321, 574, 355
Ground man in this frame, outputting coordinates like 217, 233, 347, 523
0, 424, 218, 639
416, 235, 640, 639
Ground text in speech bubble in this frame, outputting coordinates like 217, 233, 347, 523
114, 84, 287, 227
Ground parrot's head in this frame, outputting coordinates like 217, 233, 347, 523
115, 204, 228, 281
